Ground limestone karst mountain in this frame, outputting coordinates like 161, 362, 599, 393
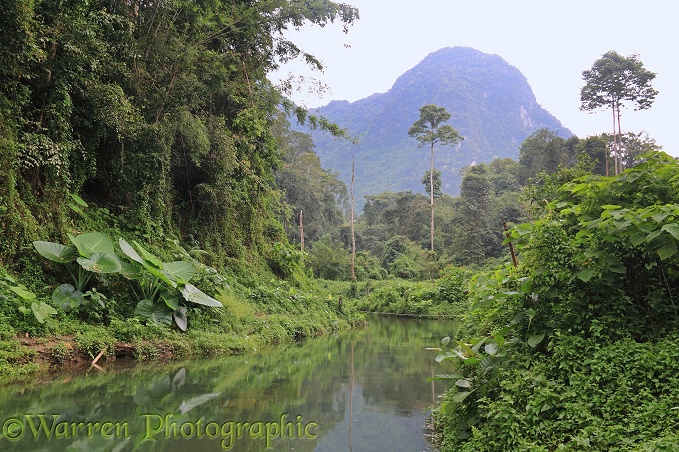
294, 46, 572, 210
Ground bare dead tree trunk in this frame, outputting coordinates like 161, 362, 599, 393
503, 220, 518, 267
430, 142, 435, 252
612, 98, 619, 175
351, 156, 356, 282
299, 210, 304, 251
616, 102, 624, 172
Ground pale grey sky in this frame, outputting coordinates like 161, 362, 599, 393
271, 0, 677, 155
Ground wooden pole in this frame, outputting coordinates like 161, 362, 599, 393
503, 220, 518, 267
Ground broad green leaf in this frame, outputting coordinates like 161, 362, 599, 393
456, 341, 475, 357
461, 357, 481, 365
134, 299, 154, 319
493, 334, 505, 347
145, 264, 177, 289
484, 343, 498, 356
31, 301, 58, 323
570, 183, 590, 194
452, 391, 473, 403
69, 204, 83, 214
160, 291, 179, 310
527, 334, 545, 348
162, 261, 195, 283
608, 264, 627, 274
120, 239, 175, 287
658, 243, 678, 260
576, 268, 597, 282
133, 241, 164, 268
33, 241, 78, 263
631, 233, 647, 246
68, 232, 115, 257
646, 230, 663, 243
9, 285, 36, 301
134, 300, 173, 327
662, 223, 679, 240
519, 277, 533, 295
52, 284, 84, 309
180, 283, 222, 307
426, 373, 464, 382
652, 212, 671, 223
119, 238, 145, 265
69, 193, 88, 207
18, 306, 31, 315
174, 306, 188, 331
455, 379, 471, 388
119, 261, 142, 280
77, 252, 122, 274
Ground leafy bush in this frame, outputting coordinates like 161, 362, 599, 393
432, 152, 679, 450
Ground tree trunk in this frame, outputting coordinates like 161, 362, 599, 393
350, 156, 356, 282
299, 210, 304, 251
612, 98, 619, 175
430, 142, 435, 252
616, 102, 624, 172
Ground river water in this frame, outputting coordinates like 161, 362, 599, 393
0, 317, 458, 451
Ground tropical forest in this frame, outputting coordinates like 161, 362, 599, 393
0, 1, 676, 451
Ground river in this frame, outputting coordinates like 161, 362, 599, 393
0, 317, 458, 451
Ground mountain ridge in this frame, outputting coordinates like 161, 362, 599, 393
294, 47, 572, 209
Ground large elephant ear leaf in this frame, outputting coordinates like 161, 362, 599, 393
162, 261, 195, 283
33, 241, 78, 263
180, 283, 222, 307
119, 261, 142, 280
174, 306, 188, 331
31, 301, 58, 324
132, 241, 164, 269
52, 283, 84, 310
69, 232, 115, 257
119, 238, 145, 265
77, 252, 122, 274
134, 300, 173, 327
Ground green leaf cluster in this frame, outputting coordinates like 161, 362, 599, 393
432, 151, 679, 450
32, 232, 222, 331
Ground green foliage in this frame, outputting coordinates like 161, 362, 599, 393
423, 169, 443, 198
1, 274, 57, 325
307, 234, 351, 280
353, 266, 471, 316
119, 238, 222, 331
432, 151, 679, 450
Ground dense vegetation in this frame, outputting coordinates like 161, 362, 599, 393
1, 3, 674, 449
430, 151, 679, 450
0, 0, 364, 382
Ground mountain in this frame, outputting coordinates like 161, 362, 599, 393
295, 46, 572, 210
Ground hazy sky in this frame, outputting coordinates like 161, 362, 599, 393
271, 0, 678, 155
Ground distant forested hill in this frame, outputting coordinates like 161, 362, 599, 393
295, 47, 572, 210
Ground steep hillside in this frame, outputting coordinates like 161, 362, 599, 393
298, 47, 572, 209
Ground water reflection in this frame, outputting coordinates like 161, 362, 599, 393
0, 317, 457, 451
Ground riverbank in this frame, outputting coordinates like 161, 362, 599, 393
0, 284, 365, 385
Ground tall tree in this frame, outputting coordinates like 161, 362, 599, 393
408, 104, 462, 251
580, 51, 658, 175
